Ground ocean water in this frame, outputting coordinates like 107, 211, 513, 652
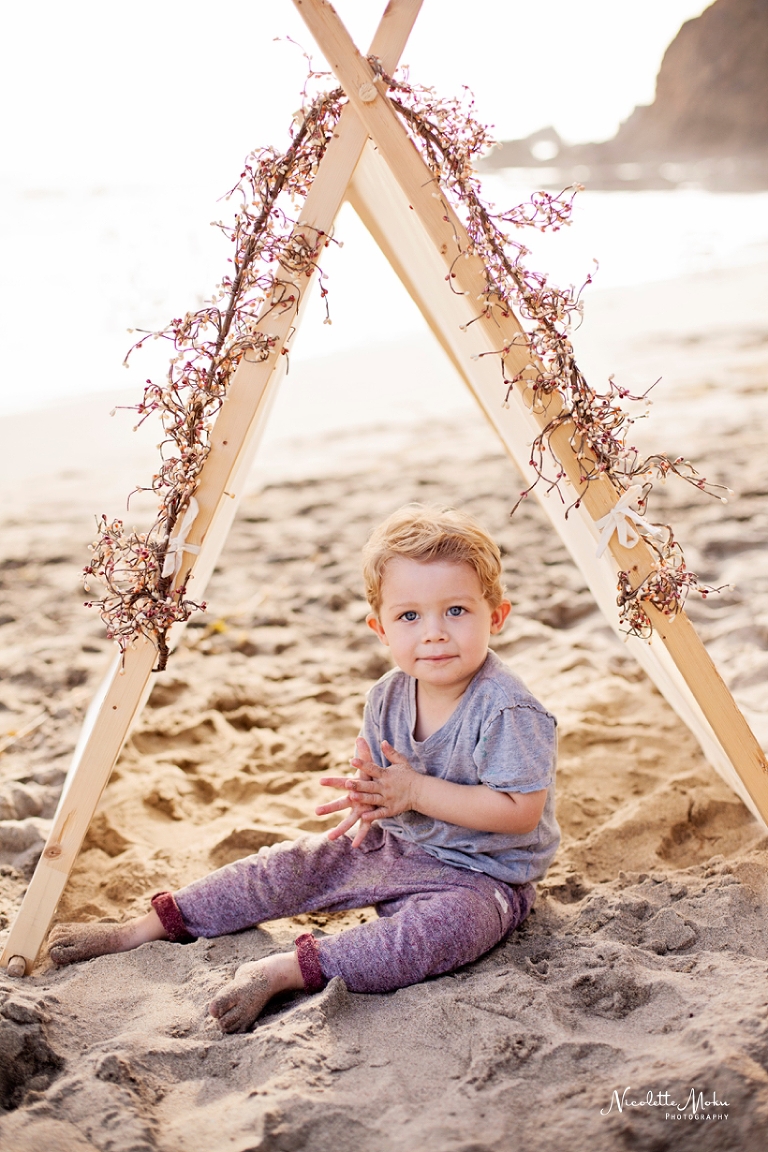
1, 173, 767, 421
483, 174, 768, 298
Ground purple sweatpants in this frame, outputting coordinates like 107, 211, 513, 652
152, 826, 535, 995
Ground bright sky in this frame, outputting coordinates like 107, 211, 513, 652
3, 0, 711, 191
3, 0, 725, 417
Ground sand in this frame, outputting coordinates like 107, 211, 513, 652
1, 263, 768, 1150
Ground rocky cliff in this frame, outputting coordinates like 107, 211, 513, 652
484, 0, 768, 190
614, 0, 768, 158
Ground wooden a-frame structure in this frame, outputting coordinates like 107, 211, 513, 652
3, 0, 767, 975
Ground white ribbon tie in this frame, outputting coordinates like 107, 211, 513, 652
594, 485, 665, 559
162, 497, 202, 578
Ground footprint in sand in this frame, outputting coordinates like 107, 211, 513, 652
569, 963, 653, 1020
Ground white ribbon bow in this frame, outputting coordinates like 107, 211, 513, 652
594, 485, 665, 559
161, 497, 201, 578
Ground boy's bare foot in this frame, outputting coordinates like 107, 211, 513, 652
209, 951, 304, 1033
48, 909, 168, 966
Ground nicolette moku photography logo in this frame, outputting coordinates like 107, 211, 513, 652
601, 1087, 730, 1121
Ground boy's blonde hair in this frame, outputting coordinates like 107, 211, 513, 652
363, 504, 505, 616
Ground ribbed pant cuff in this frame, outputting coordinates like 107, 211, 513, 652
294, 932, 326, 993
150, 891, 196, 943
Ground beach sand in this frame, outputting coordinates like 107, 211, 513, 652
1, 263, 767, 1150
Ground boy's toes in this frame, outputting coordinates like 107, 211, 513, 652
209, 994, 250, 1033
208, 988, 238, 1021
213, 1004, 250, 1033
47, 929, 78, 966
48, 943, 70, 966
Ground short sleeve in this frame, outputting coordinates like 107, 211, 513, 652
474, 705, 556, 794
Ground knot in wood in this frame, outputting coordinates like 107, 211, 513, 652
358, 82, 378, 104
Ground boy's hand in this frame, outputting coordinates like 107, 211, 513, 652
319, 795, 376, 847
316, 743, 379, 847
319, 738, 421, 833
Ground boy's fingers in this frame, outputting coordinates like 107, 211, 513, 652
380, 741, 406, 764
355, 736, 373, 760
346, 779, 381, 796
351, 822, 372, 848
350, 757, 381, 776
328, 801, 380, 842
315, 796, 352, 815
320, 776, 359, 789
326, 812, 361, 840
360, 806, 389, 823
347, 771, 384, 788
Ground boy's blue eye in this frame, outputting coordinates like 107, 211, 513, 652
447, 606, 465, 617
401, 610, 418, 622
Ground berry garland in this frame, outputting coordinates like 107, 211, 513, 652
85, 77, 345, 671
384, 68, 725, 639
85, 65, 723, 665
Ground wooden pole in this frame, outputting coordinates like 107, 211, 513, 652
294, 0, 768, 820
1, 0, 424, 975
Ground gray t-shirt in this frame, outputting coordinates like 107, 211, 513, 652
360, 649, 559, 885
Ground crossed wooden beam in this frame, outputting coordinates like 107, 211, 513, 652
3, 0, 766, 976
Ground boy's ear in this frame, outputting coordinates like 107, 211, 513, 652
490, 599, 512, 635
366, 613, 389, 645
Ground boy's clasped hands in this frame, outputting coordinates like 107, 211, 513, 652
317, 737, 418, 847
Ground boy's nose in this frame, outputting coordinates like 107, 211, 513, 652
421, 615, 448, 641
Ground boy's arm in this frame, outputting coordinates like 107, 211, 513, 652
320, 738, 546, 836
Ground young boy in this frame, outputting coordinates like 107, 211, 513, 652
49, 505, 559, 1032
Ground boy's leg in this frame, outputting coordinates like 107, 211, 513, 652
49, 829, 390, 966
186, 838, 533, 1029
166, 830, 402, 1033
166, 827, 391, 939
308, 870, 535, 994
49, 831, 534, 1030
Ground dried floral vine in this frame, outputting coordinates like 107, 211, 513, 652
385, 68, 726, 638
86, 72, 345, 670
86, 61, 723, 663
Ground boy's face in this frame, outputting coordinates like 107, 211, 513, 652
367, 558, 510, 695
